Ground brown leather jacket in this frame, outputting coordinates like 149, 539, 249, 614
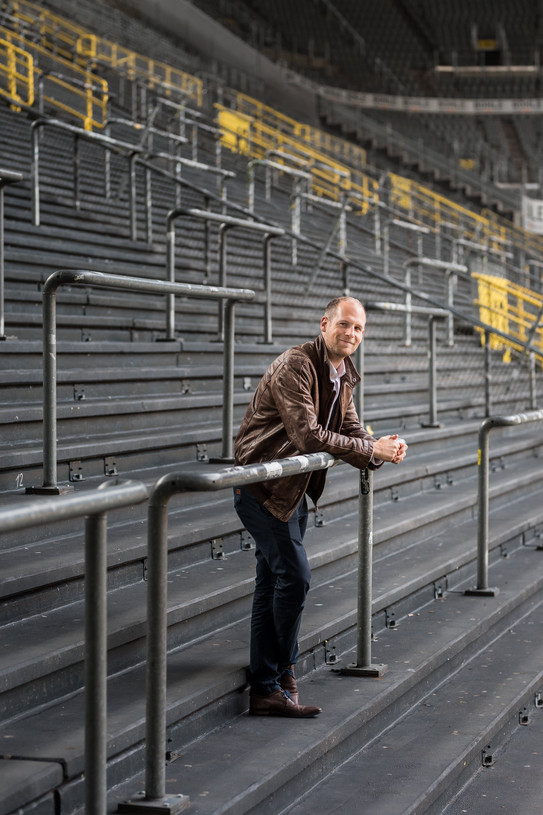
234, 334, 382, 521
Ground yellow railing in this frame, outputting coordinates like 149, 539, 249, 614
216, 103, 379, 212
5, 0, 203, 109
0, 25, 107, 129
473, 272, 543, 364
0, 36, 34, 107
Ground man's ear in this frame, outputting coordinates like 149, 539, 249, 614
320, 315, 328, 332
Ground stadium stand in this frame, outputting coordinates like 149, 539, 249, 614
0, 1, 542, 814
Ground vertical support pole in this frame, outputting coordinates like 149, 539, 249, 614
0, 184, 5, 340
263, 235, 273, 344
404, 264, 412, 346
484, 331, 492, 418
218, 225, 229, 342
383, 222, 389, 275
374, 206, 381, 255
31, 122, 41, 226
129, 153, 138, 242
465, 420, 499, 596
340, 469, 386, 677
355, 340, 364, 428
529, 352, 537, 410
145, 166, 153, 245
145, 495, 169, 801
166, 215, 176, 340
291, 188, 300, 266
74, 135, 81, 212
221, 300, 236, 462
446, 271, 455, 347
42, 287, 57, 490
247, 162, 255, 212
85, 511, 108, 815
422, 316, 441, 428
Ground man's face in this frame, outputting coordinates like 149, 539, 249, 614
320, 300, 366, 366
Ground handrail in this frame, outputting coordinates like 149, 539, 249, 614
121, 453, 380, 810
165, 207, 284, 343
364, 301, 449, 427
465, 409, 543, 597
0, 168, 23, 339
402, 256, 469, 347
26, 270, 255, 494
383, 218, 431, 277
0, 479, 149, 815
30, 118, 143, 229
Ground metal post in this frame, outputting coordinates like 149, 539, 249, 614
31, 122, 41, 226
529, 352, 537, 410
465, 419, 499, 596
263, 234, 273, 343
220, 300, 236, 461
404, 263, 412, 347
74, 135, 81, 211
218, 224, 231, 342
341, 469, 386, 677
446, 270, 455, 346
85, 510, 108, 815
166, 214, 176, 341
422, 315, 441, 428
0, 170, 22, 339
145, 166, 152, 244
355, 340, 364, 427
0, 184, 4, 339
129, 153, 138, 242
484, 332, 492, 418
119, 477, 190, 813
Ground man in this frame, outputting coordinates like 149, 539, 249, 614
234, 296, 407, 718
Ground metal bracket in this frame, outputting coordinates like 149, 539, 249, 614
180, 379, 192, 394
385, 608, 396, 629
240, 530, 255, 551
434, 581, 446, 600
500, 543, 509, 558
390, 486, 399, 502
196, 443, 208, 462
434, 474, 442, 490
535, 692, 543, 708
243, 376, 252, 391
73, 386, 86, 401
314, 509, 325, 528
104, 456, 118, 477
482, 745, 494, 767
211, 538, 225, 560
81, 330, 92, 342
118, 792, 190, 814
69, 460, 84, 482
519, 706, 530, 725
324, 640, 340, 665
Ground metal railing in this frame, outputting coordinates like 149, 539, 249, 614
0, 479, 149, 815
165, 207, 284, 343
120, 452, 380, 811
26, 270, 254, 494
466, 409, 543, 597
30, 118, 143, 229
402, 256, 469, 347
0, 168, 23, 339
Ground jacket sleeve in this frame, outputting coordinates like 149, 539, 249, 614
269, 356, 377, 470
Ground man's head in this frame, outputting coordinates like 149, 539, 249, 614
320, 296, 366, 367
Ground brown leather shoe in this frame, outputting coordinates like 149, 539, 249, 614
280, 665, 299, 705
249, 690, 322, 718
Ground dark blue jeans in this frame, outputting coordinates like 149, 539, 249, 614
234, 486, 310, 696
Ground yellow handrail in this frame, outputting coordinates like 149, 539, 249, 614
6, 0, 203, 109
473, 272, 543, 364
0, 26, 107, 129
0, 36, 34, 107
